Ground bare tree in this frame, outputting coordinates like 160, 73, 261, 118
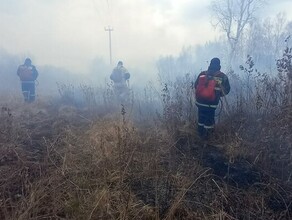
210, 0, 265, 68
277, 37, 292, 105
245, 13, 288, 72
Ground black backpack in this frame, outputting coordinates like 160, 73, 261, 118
111, 68, 123, 83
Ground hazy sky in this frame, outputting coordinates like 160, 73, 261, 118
0, 0, 291, 74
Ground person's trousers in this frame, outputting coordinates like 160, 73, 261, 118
197, 106, 216, 139
21, 81, 36, 102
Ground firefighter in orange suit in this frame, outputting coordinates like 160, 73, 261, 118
194, 58, 230, 140
110, 61, 130, 103
17, 58, 39, 102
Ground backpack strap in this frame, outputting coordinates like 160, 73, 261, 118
202, 71, 208, 76
214, 71, 222, 77
206, 70, 221, 77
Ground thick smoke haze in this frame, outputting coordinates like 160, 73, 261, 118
0, 0, 291, 94
2, 0, 216, 70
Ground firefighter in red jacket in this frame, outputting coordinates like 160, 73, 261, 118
17, 58, 39, 103
194, 58, 230, 140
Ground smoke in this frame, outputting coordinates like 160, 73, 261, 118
0, 49, 21, 93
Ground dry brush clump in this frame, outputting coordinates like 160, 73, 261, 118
215, 50, 292, 183
0, 98, 240, 219
0, 99, 58, 219
43, 114, 209, 219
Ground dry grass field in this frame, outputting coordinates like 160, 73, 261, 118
1, 51, 292, 219
0, 84, 291, 220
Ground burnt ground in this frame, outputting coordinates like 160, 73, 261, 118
198, 144, 262, 188
189, 137, 292, 216
129, 135, 292, 219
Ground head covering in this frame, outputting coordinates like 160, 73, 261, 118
117, 61, 123, 66
24, 58, 32, 65
208, 57, 221, 73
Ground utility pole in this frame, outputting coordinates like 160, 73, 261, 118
104, 25, 113, 65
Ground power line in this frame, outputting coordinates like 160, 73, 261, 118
106, 0, 113, 25
104, 26, 113, 65
92, 0, 114, 65
91, 0, 106, 26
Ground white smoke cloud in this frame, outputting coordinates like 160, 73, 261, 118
0, 0, 291, 75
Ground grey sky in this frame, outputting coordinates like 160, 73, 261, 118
0, 0, 291, 74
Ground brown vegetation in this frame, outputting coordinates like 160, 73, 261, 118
0, 50, 291, 219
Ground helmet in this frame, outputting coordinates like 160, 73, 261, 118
210, 57, 220, 66
24, 58, 32, 65
208, 57, 221, 71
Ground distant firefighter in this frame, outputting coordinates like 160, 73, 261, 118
110, 61, 130, 103
17, 58, 39, 103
